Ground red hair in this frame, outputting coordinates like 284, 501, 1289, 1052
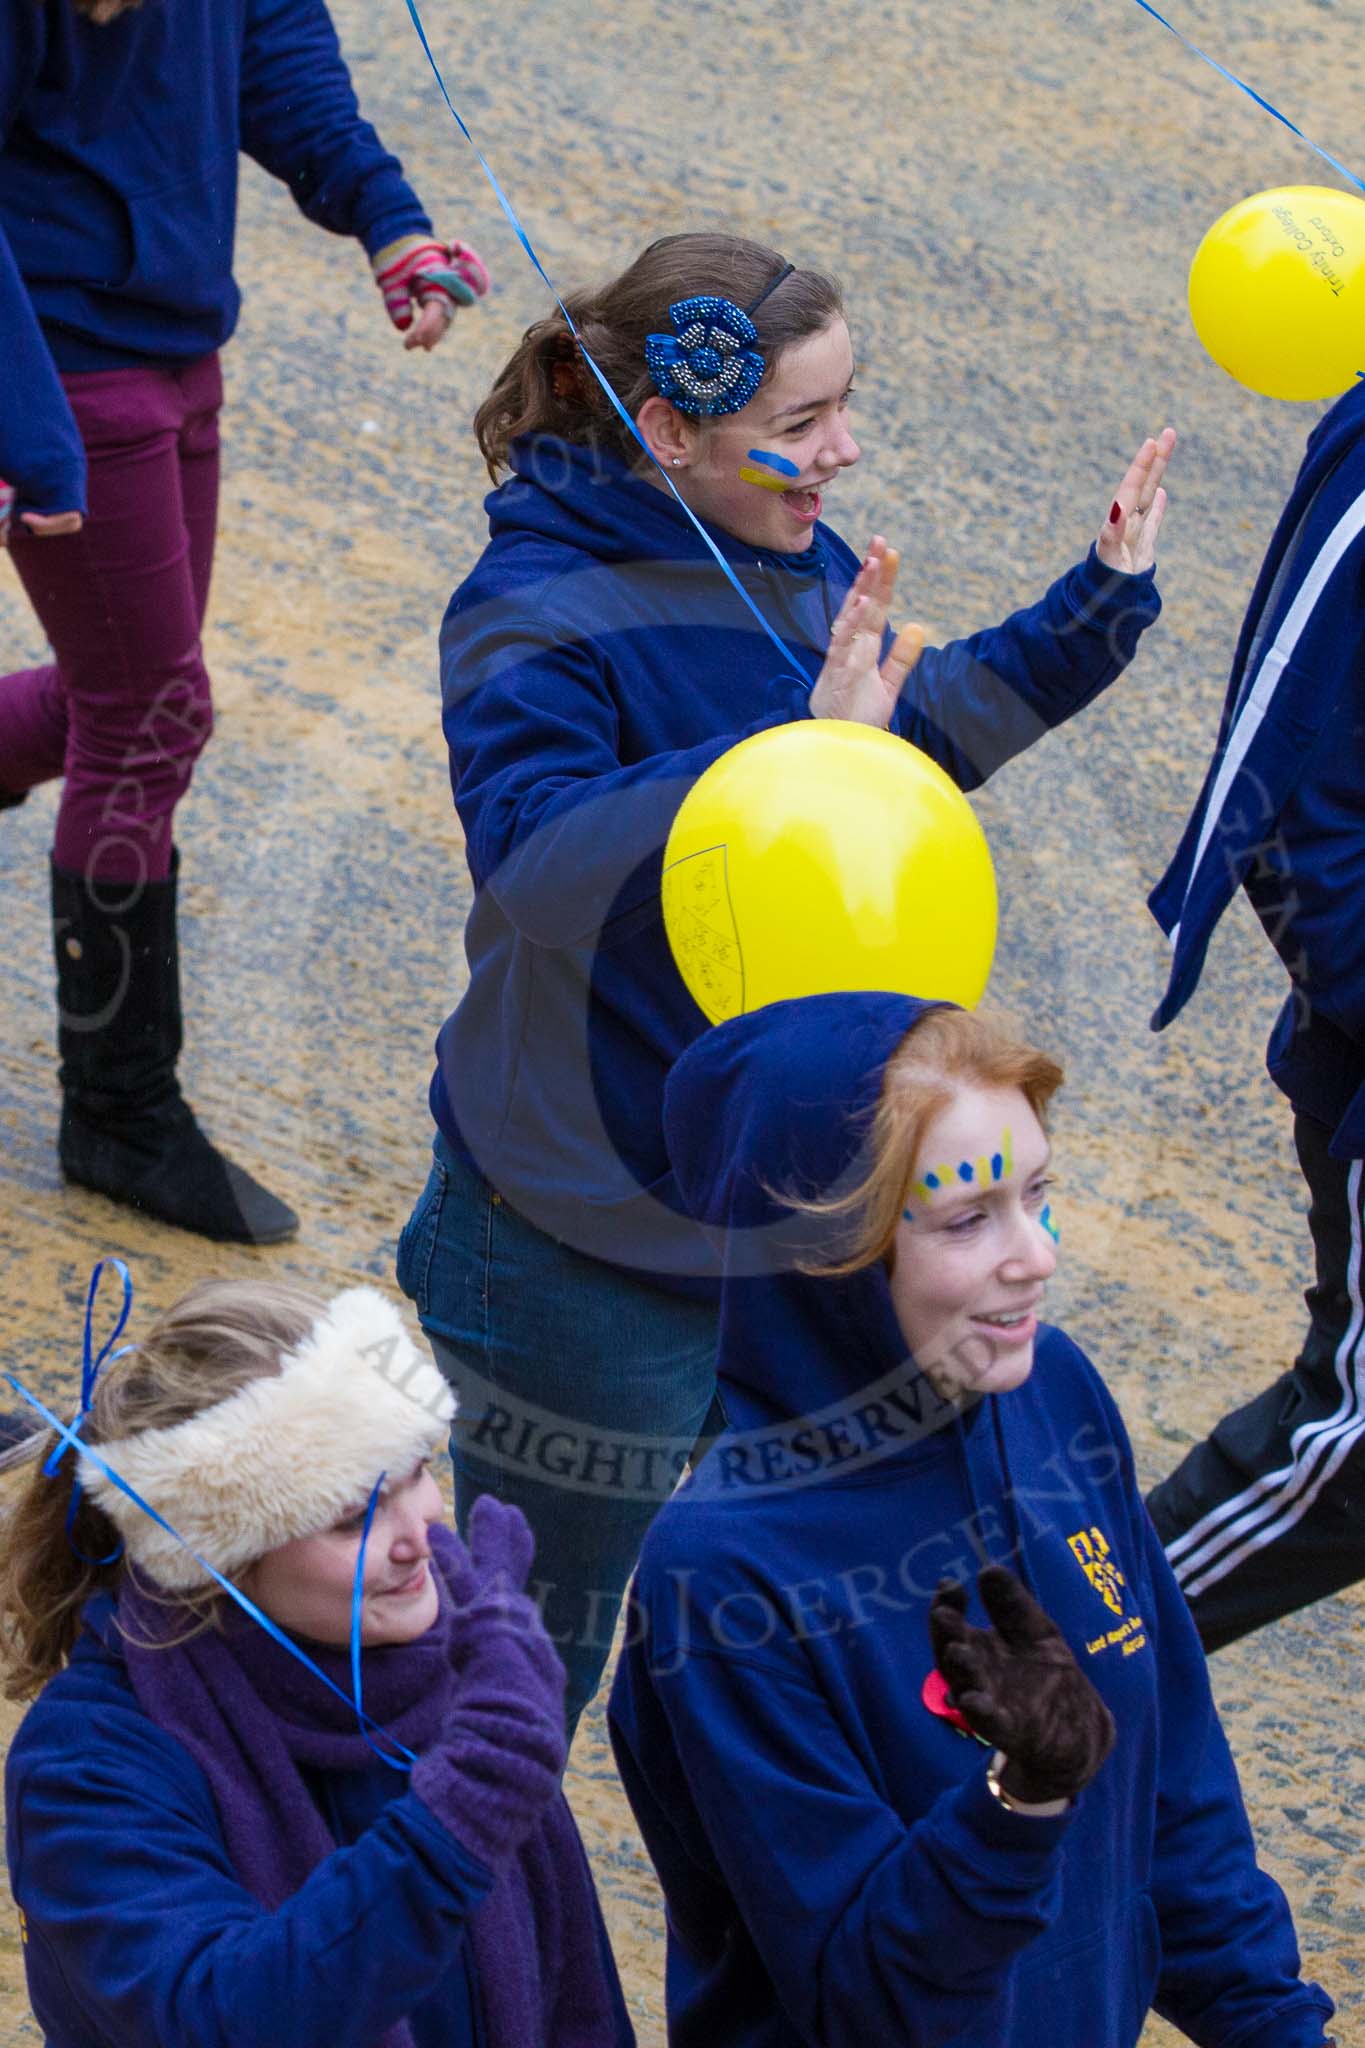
795, 1009, 1064, 1276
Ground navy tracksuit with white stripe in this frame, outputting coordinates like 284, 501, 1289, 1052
1145, 382, 1365, 1650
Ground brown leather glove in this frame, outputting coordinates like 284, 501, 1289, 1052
929, 1566, 1116, 1804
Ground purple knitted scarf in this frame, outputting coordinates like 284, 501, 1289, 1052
116, 1524, 620, 2048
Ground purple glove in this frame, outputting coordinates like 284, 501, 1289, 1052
929, 1566, 1115, 1805
410, 1495, 567, 1871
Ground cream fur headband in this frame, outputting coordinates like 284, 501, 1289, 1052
80, 1288, 455, 1592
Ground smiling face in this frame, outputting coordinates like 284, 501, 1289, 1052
889, 1083, 1059, 1401
638, 317, 861, 553
244, 1461, 445, 1648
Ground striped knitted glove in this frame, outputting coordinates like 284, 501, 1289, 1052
371, 234, 490, 336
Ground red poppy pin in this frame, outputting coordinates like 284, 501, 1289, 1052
921, 1667, 990, 1744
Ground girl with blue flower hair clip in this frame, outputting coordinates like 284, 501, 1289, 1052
405, 228, 1178, 1733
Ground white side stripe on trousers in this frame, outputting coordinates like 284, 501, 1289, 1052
1166, 1160, 1365, 1599
1167, 481, 1365, 959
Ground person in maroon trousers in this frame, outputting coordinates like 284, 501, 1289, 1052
0, 0, 487, 1242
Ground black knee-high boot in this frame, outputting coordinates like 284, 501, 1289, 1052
51, 854, 298, 1244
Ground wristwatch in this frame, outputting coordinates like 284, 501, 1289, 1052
985, 1751, 1070, 1818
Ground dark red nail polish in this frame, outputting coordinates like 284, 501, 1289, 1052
1109, 501, 1123, 524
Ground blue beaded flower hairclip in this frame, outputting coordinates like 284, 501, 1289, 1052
645, 263, 795, 418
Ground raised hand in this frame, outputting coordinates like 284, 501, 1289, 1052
929, 1565, 1115, 1805
370, 234, 490, 352
411, 1495, 568, 1867
1096, 427, 1176, 575
463, 1488, 536, 1596
447, 1493, 563, 1689
810, 535, 925, 727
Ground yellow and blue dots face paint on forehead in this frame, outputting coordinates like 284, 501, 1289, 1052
901, 1132, 1060, 1241
909, 1129, 1014, 1210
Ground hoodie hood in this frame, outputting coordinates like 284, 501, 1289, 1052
663, 991, 953, 1437
489, 434, 829, 577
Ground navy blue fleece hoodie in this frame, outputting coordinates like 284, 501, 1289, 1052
434, 439, 1161, 1279
6, 1593, 634, 2048
607, 993, 1333, 2047
6, 1598, 490, 2047
0, 0, 429, 517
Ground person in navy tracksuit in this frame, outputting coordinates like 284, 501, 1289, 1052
607, 991, 1334, 2048
0, 0, 487, 1244
398, 225, 1178, 1726
1145, 382, 1365, 1650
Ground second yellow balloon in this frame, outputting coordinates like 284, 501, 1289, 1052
1189, 185, 1365, 403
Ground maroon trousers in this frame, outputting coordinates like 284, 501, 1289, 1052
0, 354, 222, 885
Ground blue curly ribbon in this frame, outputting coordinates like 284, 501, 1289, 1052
1128, 0, 1365, 198
41, 1256, 134, 1479
42, 1258, 138, 1566
400, 0, 806, 679
6, 1371, 415, 1768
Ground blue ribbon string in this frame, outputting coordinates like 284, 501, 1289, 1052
7, 1371, 416, 1767
42, 1257, 135, 1478
42, 1258, 137, 1567
1128, 0, 1365, 197
350, 1472, 413, 1770
401, 0, 806, 680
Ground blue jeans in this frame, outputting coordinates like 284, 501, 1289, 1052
397, 1131, 719, 1728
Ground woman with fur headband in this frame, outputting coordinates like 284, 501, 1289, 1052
0, 1277, 632, 2048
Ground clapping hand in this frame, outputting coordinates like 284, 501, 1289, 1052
445, 1492, 563, 1691
1095, 428, 1176, 576
810, 536, 926, 728
929, 1566, 1115, 1805
410, 1495, 567, 1867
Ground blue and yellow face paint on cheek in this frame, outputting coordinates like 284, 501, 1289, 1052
739, 448, 801, 492
1040, 1203, 1060, 1245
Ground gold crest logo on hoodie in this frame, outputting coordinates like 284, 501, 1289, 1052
1068, 1525, 1127, 1616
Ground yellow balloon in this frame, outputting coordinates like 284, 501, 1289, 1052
662, 721, 996, 1026
1189, 185, 1365, 402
